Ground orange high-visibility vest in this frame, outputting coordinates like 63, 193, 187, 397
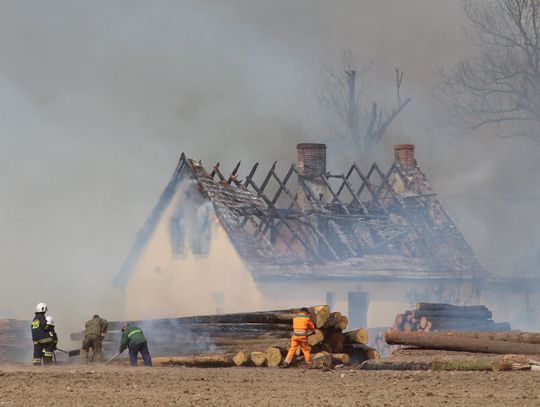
292, 314, 315, 336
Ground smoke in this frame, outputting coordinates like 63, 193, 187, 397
1, 0, 539, 337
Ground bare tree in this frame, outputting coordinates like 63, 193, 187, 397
436, 0, 540, 141
318, 51, 411, 158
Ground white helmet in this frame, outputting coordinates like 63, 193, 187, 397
45, 316, 55, 326
36, 302, 48, 313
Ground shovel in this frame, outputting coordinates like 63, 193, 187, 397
104, 350, 123, 365
57, 348, 81, 357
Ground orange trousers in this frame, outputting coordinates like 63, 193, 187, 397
285, 335, 311, 364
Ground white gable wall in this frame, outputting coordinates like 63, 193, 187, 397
125, 177, 261, 319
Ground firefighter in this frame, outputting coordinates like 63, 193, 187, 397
119, 322, 152, 367
81, 314, 108, 363
282, 307, 315, 368
31, 302, 54, 365
45, 316, 58, 362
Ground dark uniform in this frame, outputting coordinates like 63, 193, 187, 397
31, 312, 54, 365
81, 314, 108, 363
119, 324, 152, 367
44, 319, 58, 362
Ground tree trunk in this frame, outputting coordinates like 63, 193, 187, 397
385, 331, 540, 355
323, 312, 342, 329
153, 354, 235, 367
361, 360, 431, 370
431, 359, 512, 372
423, 331, 540, 344
416, 303, 489, 312
325, 331, 345, 353
413, 309, 492, 320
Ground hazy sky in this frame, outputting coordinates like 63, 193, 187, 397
1, 0, 539, 322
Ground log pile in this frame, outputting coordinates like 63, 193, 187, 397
72, 306, 379, 368
0, 319, 31, 362
391, 303, 511, 333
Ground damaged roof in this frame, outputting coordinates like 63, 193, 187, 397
114, 144, 488, 288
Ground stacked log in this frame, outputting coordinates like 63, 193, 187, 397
391, 303, 511, 333
385, 331, 540, 355
69, 306, 379, 368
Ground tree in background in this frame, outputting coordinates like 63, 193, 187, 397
436, 0, 540, 141
318, 51, 411, 158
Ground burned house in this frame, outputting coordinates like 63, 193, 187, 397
114, 143, 492, 328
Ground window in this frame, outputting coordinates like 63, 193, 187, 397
191, 206, 211, 256
170, 216, 185, 255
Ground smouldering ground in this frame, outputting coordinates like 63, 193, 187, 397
0, 364, 539, 406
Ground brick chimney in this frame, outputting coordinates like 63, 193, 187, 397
297, 143, 326, 178
394, 144, 416, 170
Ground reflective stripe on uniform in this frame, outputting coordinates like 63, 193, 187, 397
38, 338, 53, 344
128, 329, 142, 338
293, 331, 307, 336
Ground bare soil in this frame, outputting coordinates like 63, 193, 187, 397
0, 364, 539, 407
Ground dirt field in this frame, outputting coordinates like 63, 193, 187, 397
0, 364, 539, 407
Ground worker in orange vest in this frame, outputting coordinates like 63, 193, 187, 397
282, 307, 315, 368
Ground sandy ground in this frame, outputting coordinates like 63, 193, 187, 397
0, 364, 539, 407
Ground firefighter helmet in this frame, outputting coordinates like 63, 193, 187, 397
46, 316, 55, 326
36, 302, 48, 313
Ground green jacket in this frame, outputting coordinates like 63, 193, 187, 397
119, 325, 147, 352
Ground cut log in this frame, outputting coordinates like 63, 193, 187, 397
418, 316, 428, 330
431, 359, 512, 372
106, 306, 329, 330
429, 331, 540, 344
233, 351, 250, 367
153, 354, 235, 367
416, 303, 489, 312
361, 360, 431, 370
249, 351, 266, 367
309, 305, 330, 329
344, 328, 368, 345
307, 329, 325, 346
325, 332, 345, 353
265, 347, 282, 367
323, 312, 342, 329
385, 331, 540, 355
312, 351, 332, 369
338, 316, 348, 330
331, 353, 350, 365
443, 322, 511, 332
413, 309, 492, 320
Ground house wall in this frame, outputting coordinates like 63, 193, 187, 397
125, 177, 262, 319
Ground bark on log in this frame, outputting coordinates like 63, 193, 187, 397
344, 328, 368, 345
385, 331, 540, 355
323, 312, 342, 329
153, 354, 235, 367
416, 303, 489, 312
431, 359, 512, 372
325, 332, 345, 353
106, 306, 328, 330
265, 347, 282, 367
442, 322, 511, 332
427, 331, 540, 344
413, 309, 492, 320
361, 360, 431, 371
331, 353, 350, 365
